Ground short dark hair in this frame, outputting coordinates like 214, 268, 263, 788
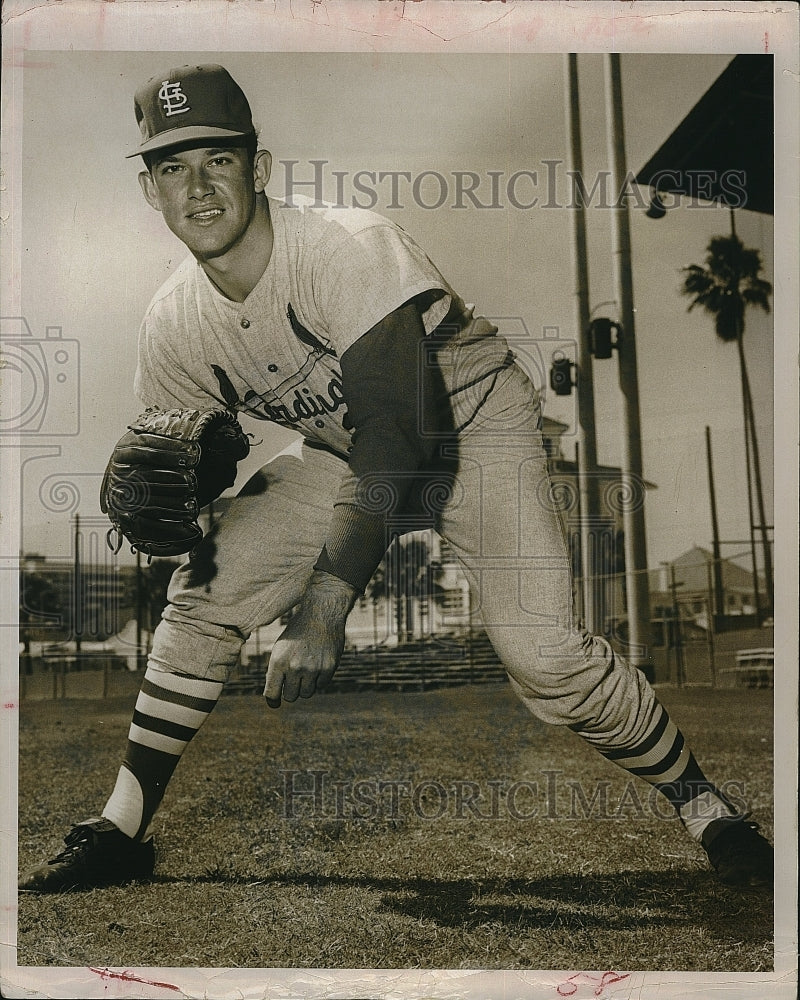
142, 131, 259, 173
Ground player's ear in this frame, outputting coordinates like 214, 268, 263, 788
253, 150, 272, 194
138, 169, 162, 212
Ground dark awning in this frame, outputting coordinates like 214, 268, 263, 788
635, 54, 773, 216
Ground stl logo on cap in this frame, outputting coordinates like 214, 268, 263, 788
127, 64, 254, 158
158, 80, 191, 118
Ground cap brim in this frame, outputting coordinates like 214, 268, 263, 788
125, 125, 252, 159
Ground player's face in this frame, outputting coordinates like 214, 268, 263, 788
138, 146, 270, 261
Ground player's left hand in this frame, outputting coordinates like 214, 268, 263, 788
263, 572, 358, 708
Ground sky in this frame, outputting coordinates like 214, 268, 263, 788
10, 49, 776, 574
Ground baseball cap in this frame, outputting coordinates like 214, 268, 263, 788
126, 64, 254, 159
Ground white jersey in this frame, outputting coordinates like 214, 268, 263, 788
135, 198, 468, 455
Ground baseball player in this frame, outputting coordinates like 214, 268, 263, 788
20, 64, 772, 893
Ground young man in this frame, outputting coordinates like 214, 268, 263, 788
20, 64, 772, 893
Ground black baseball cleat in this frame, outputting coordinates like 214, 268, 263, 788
702, 817, 774, 890
18, 817, 155, 893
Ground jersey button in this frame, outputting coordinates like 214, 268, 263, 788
240, 318, 251, 329
314, 420, 325, 428
268, 364, 278, 373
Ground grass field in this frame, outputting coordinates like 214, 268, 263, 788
17, 682, 774, 972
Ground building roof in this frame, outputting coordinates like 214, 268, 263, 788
541, 417, 658, 489
635, 54, 773, 216
550, 457, 657, 491
650, 545, 763, 594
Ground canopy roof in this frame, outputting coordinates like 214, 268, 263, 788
635, 54, 773, 215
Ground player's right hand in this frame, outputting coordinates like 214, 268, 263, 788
262, 571, 357, 708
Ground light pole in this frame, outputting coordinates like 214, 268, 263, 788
135, 549, 146, 670
564, 52, 602, 633
73, 512, 82, 654
661, 561, 685, 687
604, 53, 653, 679
705, 425, 725, 622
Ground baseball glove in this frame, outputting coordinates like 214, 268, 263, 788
100, 407, 250, 558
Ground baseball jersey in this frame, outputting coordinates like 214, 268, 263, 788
135, 197, 470, 458
135, 197, 514, 590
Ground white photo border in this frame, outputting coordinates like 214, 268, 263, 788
2, 2, 797, 998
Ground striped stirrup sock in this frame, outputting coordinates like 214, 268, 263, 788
102, 665, 223, 841
591, 703, 738, 840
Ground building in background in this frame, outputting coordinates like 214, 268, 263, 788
649, 545, 766, 629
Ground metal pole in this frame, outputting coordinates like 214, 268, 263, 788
744, 378, 773, 618
74, 513, 82, 654
573, 441, 585, 626
135, 549, 144, 670
742, 390, 762, 622
565, 52, 601, 633
705, 426, 725, 620
468, 596, 475, 685
704, 557, 717, 687
604, 53, 653, 679
659, 563, 672, 684
668, 562, 685, 687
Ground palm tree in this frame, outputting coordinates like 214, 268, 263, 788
367, 533, 446, 644
365, 560, 388, 648
680, 227, 773, 618
385, 535, 424, 643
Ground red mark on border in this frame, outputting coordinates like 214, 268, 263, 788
89, 968, 181, 992
764, 31, 769, 52
557, 971, 631, 997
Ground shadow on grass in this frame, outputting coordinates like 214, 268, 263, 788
147, 867, 772, 937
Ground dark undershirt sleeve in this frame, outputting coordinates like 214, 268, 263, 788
313, 301, 440, 592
